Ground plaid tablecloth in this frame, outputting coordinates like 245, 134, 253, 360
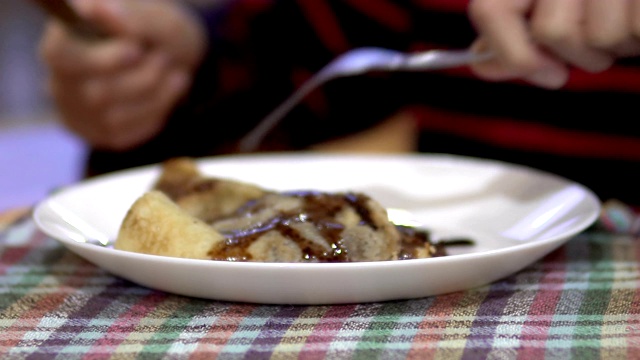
1, 210, 640, 359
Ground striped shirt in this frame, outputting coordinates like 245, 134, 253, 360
88, 0, 640, 205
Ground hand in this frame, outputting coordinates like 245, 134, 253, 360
39, 0, 207, 150
467, 0, 640, 89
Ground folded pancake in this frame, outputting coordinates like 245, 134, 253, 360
153, 157, 267, 223
114, 157, 440, 262
115, 190, 225, 259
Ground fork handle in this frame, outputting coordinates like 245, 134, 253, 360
402, 50, 492, 71
237, 77, 323, 152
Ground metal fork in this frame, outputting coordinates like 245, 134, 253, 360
237, 47, 491, 152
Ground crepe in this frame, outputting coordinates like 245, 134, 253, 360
115, 157, 441, 262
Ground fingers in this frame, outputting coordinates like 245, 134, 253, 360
584, 0, 628, 49
110, 0, 207, 68
469, 39, 570, 89
39, 22, 137, 76
530, 0, 613, 72
531, 0, 640, 67
39, 0, 205, 151
468, 0, 539, 71
468, 0, 570, 88
84, 51, 171, 106
49, 64, 190, 151
100, 70, 190, 149
632, 0, 640, 37
39, 16, 143, 77
468, 0, 640, 88
590, 0, 640, 57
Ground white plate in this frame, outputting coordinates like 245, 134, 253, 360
33, 153, 600, 304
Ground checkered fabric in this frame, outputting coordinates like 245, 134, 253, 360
1, 216, 640, 359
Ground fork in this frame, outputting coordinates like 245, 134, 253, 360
237, 47, 491, 152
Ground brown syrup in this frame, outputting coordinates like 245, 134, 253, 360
209, 191, 365, 262
206, 191, 450, 262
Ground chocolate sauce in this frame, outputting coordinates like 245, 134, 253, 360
206, 191, 449, 262
396, 225, 433, 260
208, 191, 369, 262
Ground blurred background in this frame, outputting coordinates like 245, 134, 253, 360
0, 2, 87, 211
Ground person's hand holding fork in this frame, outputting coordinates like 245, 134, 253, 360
468, 0, 640, 89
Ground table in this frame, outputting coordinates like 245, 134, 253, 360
1, 205, 639, 359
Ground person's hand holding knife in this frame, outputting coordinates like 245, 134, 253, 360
36, 0, 206, 151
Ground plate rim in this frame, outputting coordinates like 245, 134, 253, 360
33, 152, 601, 268
31, 152, 602, 303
